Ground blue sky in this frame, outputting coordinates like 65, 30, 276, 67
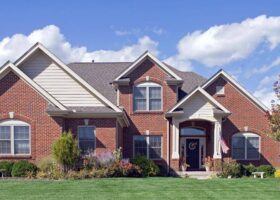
0, 0, 279, 106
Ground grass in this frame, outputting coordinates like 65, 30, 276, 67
0, 178, 279, 200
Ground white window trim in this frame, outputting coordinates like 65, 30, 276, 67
78, 125, 96, 156
0, 120, 31, 156
133, 135, 163, 160
133, 82, 163, 112
232, 132, 261, 161
216, 85, 225, 95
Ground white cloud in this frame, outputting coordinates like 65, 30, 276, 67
249, 57, 280, 77
114, 26, 164, 37
0, 25, 159, 66
253, 88, 277, 108
258, 74, 279, 89
254, 74, 279, 108
166, 15, 280, 69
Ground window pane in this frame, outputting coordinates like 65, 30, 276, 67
14, 126, 29, 139
134, 99, 147, 111
78, 127, 95, 155
149, 87, 161, 98
79, 127, 94, 140
0, 126, 10, 139
134, 136, 147, 157
149, 136, 161, 159
134, 87, 146, 99
149, 99, 161, 110
79, 141, 95, 155
232, 136, 245, 159
0, 141, 11, 154
247, 137, 259, 160
14, 140, 30, 154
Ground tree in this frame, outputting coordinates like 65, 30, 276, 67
267, 76, 280, 141
52, 131, 80, 172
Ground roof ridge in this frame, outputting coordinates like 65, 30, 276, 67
68, 62, 133, 64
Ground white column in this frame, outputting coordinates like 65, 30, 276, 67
172, 121, 180, 159
213, 120, 222, 159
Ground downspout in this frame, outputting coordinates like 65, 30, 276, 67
167, 119, 170, 174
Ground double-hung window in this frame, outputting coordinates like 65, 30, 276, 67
0, 120, 30, 155
133, 135, 162, 159
134, 82, 162, 111
78, 126, 95, 155
232, 133, 260, 160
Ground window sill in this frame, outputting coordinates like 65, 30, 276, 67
0, 155, 32, 159
233, 158, 260, 161
132, 111, 164, 115
216, 94, 225, 97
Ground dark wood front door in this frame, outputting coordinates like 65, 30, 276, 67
186, 139, 200, 169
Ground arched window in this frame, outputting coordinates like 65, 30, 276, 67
0, 120, 30, 155
133, 82, 162, 111
232, 132, 260, 160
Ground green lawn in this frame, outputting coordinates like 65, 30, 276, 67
0, 178, 279, 200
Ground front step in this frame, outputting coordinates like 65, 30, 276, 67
176, 171, 218, 179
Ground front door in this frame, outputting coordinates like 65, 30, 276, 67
186, 139, 200, 169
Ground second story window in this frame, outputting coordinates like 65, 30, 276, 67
134, 82, 162, 111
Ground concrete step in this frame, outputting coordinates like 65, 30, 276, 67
177, 171, 218, 179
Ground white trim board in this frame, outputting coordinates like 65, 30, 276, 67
168, 87, 231, 114
201, 70, 268, 112
14, 43, 122, 112
0, 62, 67, 110
114, 51, 182, 81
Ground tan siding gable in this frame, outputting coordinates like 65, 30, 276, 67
19, 51, 105, 107
181, 92, 216, 121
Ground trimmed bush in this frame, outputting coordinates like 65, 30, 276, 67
0, 161, 14, 177
11, 160, 38, 177
37, 157, 56, 173
52, 131, 80, 172
132, 155, 159, 177
219, 161, 242, 178
242, 163, 256, 176
256, 165, 275, 177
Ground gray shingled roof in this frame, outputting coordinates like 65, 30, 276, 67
67, 62, 207, 105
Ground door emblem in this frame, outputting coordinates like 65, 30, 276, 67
188, 142, 198, 150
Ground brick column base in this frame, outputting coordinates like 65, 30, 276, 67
213, 158, 222, 171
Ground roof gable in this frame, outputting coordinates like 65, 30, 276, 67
0, 62, 67, 110
202, 70, 268, 112
14, 43, 122, 112
114, 51, 182, 81
168, 87, 230, 114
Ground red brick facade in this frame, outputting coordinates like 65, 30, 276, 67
0, 72, 63, 162
0, 71, 119, 162
205, 77, 280, 167
119, 59, 177, 169
1, 59, 279, 172
64, 118, 117, 155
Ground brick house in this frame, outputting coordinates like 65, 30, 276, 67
0, 43, 279, 173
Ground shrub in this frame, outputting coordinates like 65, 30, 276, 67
37, 157, 56, 173
132, 155, 159, 177
52, 131, 80, 172
95, 151, 116, 169
0, 161, 14, 177
256, 165, 275, 177
11, 160, 38, 177
219, 161, 242, 178
242, 163, 256, 176
275, 169, 280, 178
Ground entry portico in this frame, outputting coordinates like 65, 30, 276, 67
166, 87, 231, 171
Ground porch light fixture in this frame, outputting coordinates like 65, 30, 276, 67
9, 112, 14, 119
84, 119, 89, 125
